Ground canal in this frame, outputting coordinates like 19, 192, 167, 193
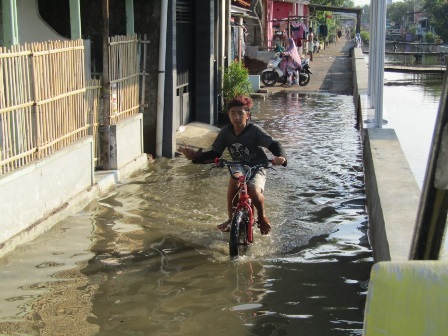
382, 70, 445, 258
0, 92, 372, 335
383, 71, 444, 188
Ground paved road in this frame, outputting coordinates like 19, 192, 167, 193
255, 40, 355, 95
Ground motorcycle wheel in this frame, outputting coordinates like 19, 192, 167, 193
299, 72, 311, 86
261, 71, 277, 87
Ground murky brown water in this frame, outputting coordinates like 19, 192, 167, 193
0, 92, 373, 335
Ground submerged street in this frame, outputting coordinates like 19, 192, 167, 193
0, 92, 373, 335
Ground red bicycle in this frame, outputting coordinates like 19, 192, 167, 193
214, 158, 273, 258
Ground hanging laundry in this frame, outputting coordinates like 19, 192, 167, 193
291, 22, 303, 48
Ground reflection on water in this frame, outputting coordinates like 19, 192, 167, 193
384, 43, 446, 66
385, 53, 445, 66
0, 92, 372, 335
384, 72, 443, 189
383, 72, 447, 260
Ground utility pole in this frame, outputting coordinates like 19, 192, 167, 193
100, 0, 111, 169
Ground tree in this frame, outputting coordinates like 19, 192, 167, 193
311, 0, 346, 7
423, 0, 448, 41
361, 4, 370, 27
387, 1, 413, 29
250, 0, 265, 46
344, 0, 355, 8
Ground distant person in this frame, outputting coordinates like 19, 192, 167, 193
313, 38, 321, 53
356, 33, 362, 47
307, 28, 315, 60
274, 42, 284, 53
393, 40, 398, 52
279, 38, 302, 86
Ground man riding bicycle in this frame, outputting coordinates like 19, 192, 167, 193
178, 96, 287, 235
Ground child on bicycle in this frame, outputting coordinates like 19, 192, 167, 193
178, 95, 287, 235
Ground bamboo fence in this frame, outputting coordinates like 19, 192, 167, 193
108, 34, 140, 125
0, 35, 142, 176
31, 40, 87, 158
0, 44, 35, 174
0, 40, 91, 175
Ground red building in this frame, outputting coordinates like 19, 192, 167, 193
265, 0, 310, 51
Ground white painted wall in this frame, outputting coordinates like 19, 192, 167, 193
249, 75, 260, 92
111, 114, 144, 170
17, 0, 66, 43
0, 137, 94, 245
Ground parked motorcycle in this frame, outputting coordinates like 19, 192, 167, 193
261, 52, 312, 87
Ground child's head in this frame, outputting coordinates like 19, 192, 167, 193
226, 95, 253, 112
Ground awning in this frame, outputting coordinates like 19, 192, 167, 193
232, 0, 251, 7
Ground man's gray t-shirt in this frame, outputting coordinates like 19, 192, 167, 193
211, 123, 273, 164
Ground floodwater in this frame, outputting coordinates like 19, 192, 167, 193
382, 71, 446, 258
385, 43, 446, 66
383, 71, 444, 188
0, 93, 373, 335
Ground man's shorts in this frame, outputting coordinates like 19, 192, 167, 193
250, 168, 267, 192
228, 165, 267, 192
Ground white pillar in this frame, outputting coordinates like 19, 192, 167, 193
374, 0, 386, 128
368, 0, 374, 99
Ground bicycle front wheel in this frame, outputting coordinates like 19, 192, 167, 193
229, 209, 249, 258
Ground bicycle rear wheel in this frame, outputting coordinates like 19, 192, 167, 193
229, 209, 250, 258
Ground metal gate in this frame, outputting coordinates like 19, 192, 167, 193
176, 0, 194, 125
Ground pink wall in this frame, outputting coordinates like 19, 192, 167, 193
265, 1, 310, 47
272, 2, 294, 21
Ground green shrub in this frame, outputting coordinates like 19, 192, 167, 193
360, 30, 370, 44
424, 31, 436, 43
221, 61, 252, 108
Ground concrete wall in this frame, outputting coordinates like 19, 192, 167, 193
0, 114, 148, 259
111, 114, 144, 170
246, 46, 275, 63
249, 75, 261, 92
363, 129, 421, 261
0, 137, 94, 257
17, 0, 66, 43
352, 47, 421, 262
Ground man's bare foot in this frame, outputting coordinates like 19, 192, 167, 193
217, 220, 231, 232
258, 216, 271, 235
